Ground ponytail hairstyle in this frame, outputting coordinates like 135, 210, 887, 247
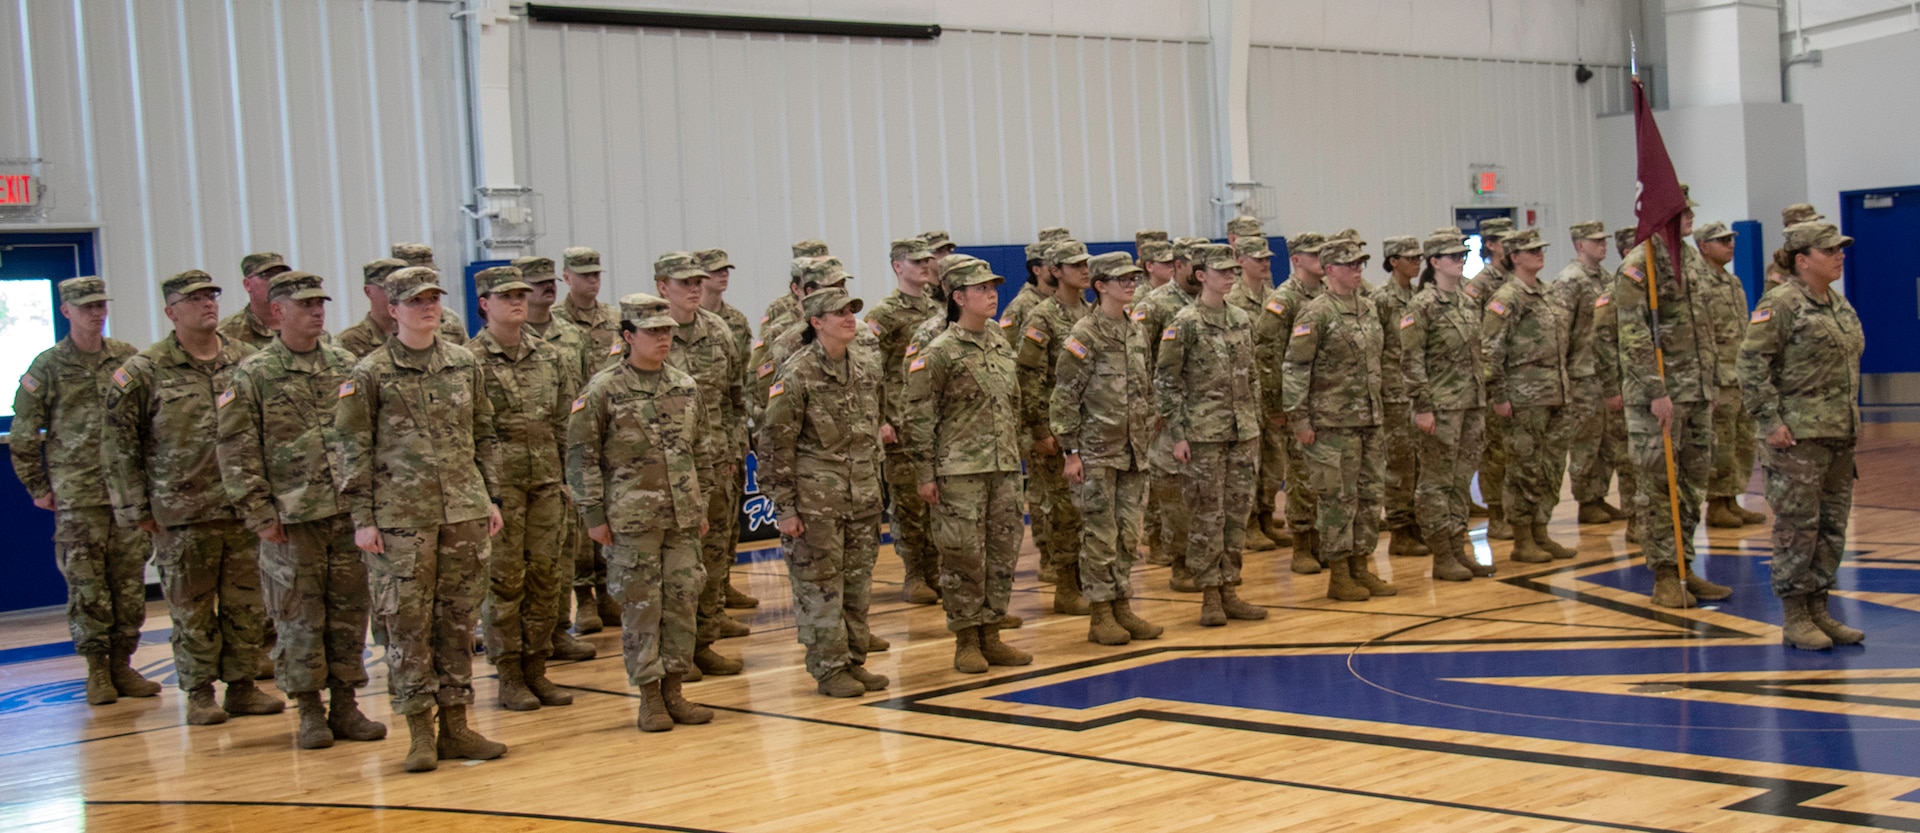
1417, 258, 1437, 289
1771, 247, 1798, 277
800, 321, 819, 345
1499, 250, 1516, 272
945, 291, 962, 323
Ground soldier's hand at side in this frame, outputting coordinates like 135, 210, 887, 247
1034, 436, 1058, 457
1415, 412, 1437, 435
1063, 453, 1084, 484
918, 482, 941, 505
487, 506, 504, 537
1651, 396, 1674, 433
1173, 440, 1191, 463
30, 493, 55, 512
1268, 414, 1286, 429
880, 423, 898, 444
355, 526, 384, 553
1493, 402, 1513, 418
778, 517, 805, 537
1606, 395, 1623, 412
700, 521, 710, 536
588, 524, 613, 546
139, 519, 161, 535
1766, 424, 1796, 450
261, 521, 289, 545
1294, 429, 1315, 446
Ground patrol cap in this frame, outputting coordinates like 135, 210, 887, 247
268, 271, 331, 302
563, 246, 603, 274
1331, 228, 1365, 247
384, 266, 445, 302
1382, 235, 1422, 259
1679, 182, 1701, 208
1172, 236, 1210, 259
790, 257, 811, 282
58, 276, 110, 306
653, 251, 707, 281
1227, 215, 1264, 237
241, 252, 290, 279
1782, 203, 1824, 226
694, 248, 734, 272
1047, 240, 1092, 265
1782, 221, 1853, 252
1287, 231, 1328, 255
1320, 240, 1370, 266
1194, 243, 1239, 272
513, 256, 556, 281
1090, 251, 1143, 281
474, 265, 532, 296
792, 239, 829, 258
1037, 226, 1071, 244
943, 259, 1003, 291
1422, 232, 1470, 258
799, 257, 851, 289
1232, 236, 1274, 259
1504, 228, 1549, 252
161, 270, 221, 302
618, 292, 675, 329
890, 237, 935, 261
802, 287, 863, 319
1569, 220, 1608, 240
1134, 229, 1169, 248
1613, 227, 1637, 254
1023, 241, 1052, 261
363, 258, 408, 287
919, 230, 954, 250
1478, 217, 1515, 241
1139, 240, 1176, 263
1692, 221, 1736, 245
935, 254, 981, 282
391, 242, 435, 269
1432, 226, 1464, 238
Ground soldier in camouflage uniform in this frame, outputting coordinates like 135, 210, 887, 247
867, 238, 944, 604
1465, 217, 1516, 539
11, 276, 157, 705
921, 229, 957, 259
1225, 234, 1272, 316
905, 260, 1034, 673
1555, 221, 1630, 526
1255, 231, 1329, 573
1739, 221, 1864, 650
1400, 233, 1494, 580
1135, 229, 1170, 274
568, 293, 718, 731
1695, 222, 1767, 529
390, 243, 476, 344
761, 240, 827, 338
1229, 235, 1288, 554
335, 266, 507, 772
1764, 204, 1825, 288
1139, 231, 1176, 290
1283, 240, 1400, 603
695, 248, 760, 612
1226, 215, 1263, 244
216, 271, 385, 748
1159, 244, 1267, 626
465, 266, 578, 711
217, 252, 292, 349
338, 259, 409, 359
1376, 236, 1427, 558
518, 256, 598, 661
760, 288, 890, 697
1053, 253, 1165, 645
556, 246, 624, 630
1019, 239, 1094, 615
1133, 238, 1202, 587
105, 270, 275, 725
1482, 229, 1577, 562
1601, 227, 1643, 541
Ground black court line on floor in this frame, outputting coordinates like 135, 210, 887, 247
84, 799, 725, 832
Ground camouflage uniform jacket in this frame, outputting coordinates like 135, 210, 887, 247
216, 339, 357, 532
558, 298, 623, 373
759, 341, 883, 522
10, 337, 139, 506
903, 324, 1022, 484
566, 361, 715, 533
999, 283, 1050, 333
756, 318, 880, 421
336, 312, 459, 358
1399, 285, 1486, 414
1372, 279, 1418, 404
1252, 277, 1323, 418
1464, 260, 1510, 311
335, 338, 500, 530
1550, 261, 1608, 380
1132, 280, 1196, 371
1051, 310, 1152, 470
1700, 261, 1751, 387
1612, 239, 1719, 405
1225, 278, 1266, 316
1157, 302, 1261, 445
1482, 277, 1571, 407
1592, 288, 1623, 400
526, 314, 594, 393
217, 306, 275, 350
865, 288, 942, 432
1016, 295, 1093, 443
437, 310, 471, 345
467, 329, 576, 488
668, 309, 748, 463
760, 294, 802, 339
1282, 291, 1383, 432
709, 301, 754, 392
105, 333, 257, 527
1737, 279, 1863, 440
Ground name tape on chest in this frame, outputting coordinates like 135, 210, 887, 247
1399, 313, 1416, 330
1750, 308, 1773, 324
337, 380, 357, 398
1063, 337, 1088, 359
768, 380, 786, 398
215, 389, 236, 409
18, 373, 37, 393
1487, 300, 1510, 317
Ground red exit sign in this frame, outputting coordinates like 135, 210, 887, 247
1, 175, 37, 206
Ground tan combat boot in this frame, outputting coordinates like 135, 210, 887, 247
292, 691, 335, 749
1486, 505, 1514, 540
662, 672, 714, 723
953, 627, 988, 674
1650, 564, 1697, 609
223, 679, 286, 716
1262, 515, 1294, 548
1219, 585, 1269, 619
1326, 558, 1371, 602
715, 612, 752, 639
816, 669, 866, 698
1808, 591, 1864, 644
867, 632, 891, 652
1243, 512, 1278, 552
1052, 575, 1091, 616
693, 643, 742, 676
84, 654, 117, 705
999, 613, 1025, 629
1430, 533, 1471, 581
108, 646, 161, 698
1706, 497, 1745, 529
1780, 596, 1833, 650
1534, 522, 1578, 559
1111, 596, 1164, 639
1198, 587, 1226, 627
1351, 556, 1399, 597
635, 681, 673, 732
495, 658, 540, 711
1290, 528, 1323, 575
1684, 564, 1733, 601
903, 575, 940, 605
327, 684, 388, 741
574, 586, 603, 633
1169, 559, 1200, 593
1388, 526, 1430, 556
436, 704, 507, 760
1577, 502, 1614, 524
724, 583, 759, 609
185, 684, 229, 725
1734, 499, 1768, 525
550, 628, 597, 662
978, 624, 1033, 667
402, 710, 438, 772
1087, 600, 1131, 645
1455, 532, 1495, 577
845, 664, 891, 691
523, 656, 573, 706
1508, 523, 1551, 563
595, 584, 621, 629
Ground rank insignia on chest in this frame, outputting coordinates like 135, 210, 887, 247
112, 367, 131, 388
768, 380, 786, 398
337, 380, 357, 398
1023, 326, 1047, 345
1487, 300, 1510, 317
1160, 327, 1177, 342
1750, 308, 1773, 324
1399, 313, 1416, 330
607, 342, 622, 356
570, 395, 586, 413
1130, 309, 1146, 321
18, 373, 37, 393
1292, 323, 1312, 337
1595, 295, 1611, 308
909, 356, 927, 373
868, 320, 882, 335
757, 362, 775, 378
215, 389, 235, 409
1265, 300, 1286, 316
1063, 338, 1088, 359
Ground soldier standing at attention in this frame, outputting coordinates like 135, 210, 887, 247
1053, 253, 1165, 644
761, 288, 890, 697
867, 238, 944, 605
1160, 244, 1267, 626
1225, 234, 1273, 316
1231, 235, 1287, 554
1133, 239, 1189, 578
1140, 233, 1177, 290
466, 266, 578, 711
11, 277, 157, 705
694, 248, 760, 613
906, 260, 1034, 673
1556, 222, 1630, 526
1598, 228, 1642, 542
1255, 231, 1328, 574
1481, 229, 1577, 562
218, 252, 293, 349
1400, 232, 1494, 580
389, 243, 476, 345
1019, 239, 1094, 616
1135, 229, 1170, 281
517, 256, 598, 661
335, 265, 507, 772
556, 246, 624, 630
763, 240, 827, 337
568, 293, 717, 731
1695, 222, 1767, 529
1376, 236, 1428, 558
1466, 217, 1516, 538
1283, 240, 1399, 602
216, 271, 385, 748
1739, 221, 1865, 650
106, 271, 273, 724
338, 259, 410, 359
1765, 204, 1825, 288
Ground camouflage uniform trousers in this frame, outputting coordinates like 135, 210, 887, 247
1148, 431, 1191, 565
1301, 426, 1385, 563
482, 481, 565, 665
696, 469, 744, 643
368, 519, 489, 716
1761, 437, 1855, 598
606, 526, 703, 687
785, 511, 878, 681
260, 516, 369, 695
1710, 385, 1759, 500
884, 450, 937, 583
1567, 375, 1635, 506
1181, 439, 1257, 588
1072, 465, 1147, 603
1026, 461, 1053, 568
1414, 409, 1485, 539
1031, 451, 1083, 580
1501, 405, 1571, 526
154, 519, 267, 691
931, 471, 1024, 632
1479, 405, 1508, 513
52, 506, 150, 657
1283, 430, 1320, 536
1624, 402, 1713, 569
1383, 402, 1420, 530
1255, 423, 1286, 529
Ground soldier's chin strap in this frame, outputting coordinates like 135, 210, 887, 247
1642, 233, 1690, 605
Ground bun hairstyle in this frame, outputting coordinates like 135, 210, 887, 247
1772, 246, 1798, 276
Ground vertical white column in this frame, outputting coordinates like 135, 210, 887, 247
1208, 0, 1251, 235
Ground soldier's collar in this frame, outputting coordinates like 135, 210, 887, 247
389, 337, 450, 371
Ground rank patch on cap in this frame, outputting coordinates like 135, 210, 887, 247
18, 373, 38, 393
1399, 313, 1416, 330
570, 395, 586, 413
909, 356, 927, 373
757, 362, 775, 378
1265, 300, 1287, 316
1160, 327, 1177, 342
1063, 338, 1088, 359
1750, 308, 1772, 324
1487, 300, 1510, 317
216, 389, 235, 409
113, 367, 131, 388
1595, 295, 1611, 308
1023, 326, 1048, 345
337, 380, 357, 398
768, 380, 786, 398
1292, 323, 1312, 337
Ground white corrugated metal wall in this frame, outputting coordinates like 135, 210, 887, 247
0, 0, 469, 348
1245, 45, 1632, 245
512, 22, 1218, 319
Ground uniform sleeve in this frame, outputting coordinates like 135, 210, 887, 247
1399, 304, 1434, 414
1252, 299, 1291, 417
1153, 319, 1192, 445
870, 308, 906, 431
1594, 295, 1621, 399
470, 364, 501, 504
1376, 296, 1406, 402
757, 364, 802, 520
1611, 261, 1668, 402
1737, 295, 1790, 438
723, 330, 749, 455
1015, 321, 1054, 443
551, 353, 579, 475
747, 341, 775, 428
103, 358, 154, 527
692, 392, 717, 512
333, 363, 379, 529
1049, 340, 1091, 453
1481, 295, 1514, 406
215, 366, 277, 534
902, 345, 944, 486
9, 354, 55, 501
565, 384, 609, 528
1281, 307, 1324, 432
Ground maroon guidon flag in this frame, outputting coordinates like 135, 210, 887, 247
1631, 76, 1688, 279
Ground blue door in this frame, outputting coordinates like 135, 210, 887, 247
1841, 186, 1920, 403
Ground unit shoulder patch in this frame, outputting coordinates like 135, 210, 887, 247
1750, 308, 1773, 324
337, 380, 357, 398
1487, 300, 1510, 317
18, 373, 38, 393
1160, 327, 1178, 342
1063, 338, 1088, 360
1264, 299, 1287, 316
1399, 313, 1416, 330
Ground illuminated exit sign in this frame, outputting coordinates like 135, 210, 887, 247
1, 175, 38, 206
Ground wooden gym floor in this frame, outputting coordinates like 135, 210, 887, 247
6, 423, 1920, 832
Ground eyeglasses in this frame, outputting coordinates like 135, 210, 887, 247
1099, 276, 1141, 285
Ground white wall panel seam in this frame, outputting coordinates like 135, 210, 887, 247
15, 0, 39, 162
119, 0, 161, 339
1020, 34, 1038, 234
989, 33, 1011, 244
839, 37, 862, 263
318, 0, 351, 283
406, 2, 432, 242
170, 1, 205, 268
221, 0, 252, 249
941, 26, 1206, 45
963, 33, 982, 240
361, 0, 391, 260
932, 34, 951, 234
70, 1, 100, 225
270, 0, 302, 263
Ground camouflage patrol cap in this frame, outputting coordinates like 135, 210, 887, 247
618, 292, 675, 329
801, 287, 864, 319
1318, 239, 1369, 266
267, 271, 331, 302
391, 242, 435, 269
384, 266, 444, 302
1023, 241, 1052, 261
1332, 228, 1365, 247
1194, 244, 1239, 272
512, 256, 556, 280
1287, 231, 1328, 255
790, 257, 811, 282
1037, 226, 1071, 244
1692, 222, 1736, 245
1503, 228, 1549, 252
160, 270, 221, 301
1232, 235, 1274, 260
1134, 229, 1169, 248
1432, 226, 1464, 238
652, 251, 707, 281
1047, 240, 1091, 266
1171, 237, 1210, 259
1139, 240, 1176, 263
935, 254, 981, 282
919, 230, 954, 250
1782, 203, 1824, 226
1227, 215, 1264, 237
1382, 235, 1422, 259
58, 276, 109, 306
1422, 231, 1470, 258
890, 237, 935, 261
1569, 220, 1608, 240
942, 259, 1003, 291
799, 257, 851, 289
694, 248, 734, 272
792, 239, 829, 258
1679, 182, 1700, 208
1089, 251, 1143, 281
241, 252, 289, 279
1478, 218, 1515, 240
1613, 227, 1637, 254
563, 246, 603, 274
363, 258, 408, 287
1782, 221, 1853, 252
474, 265, 532, 296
